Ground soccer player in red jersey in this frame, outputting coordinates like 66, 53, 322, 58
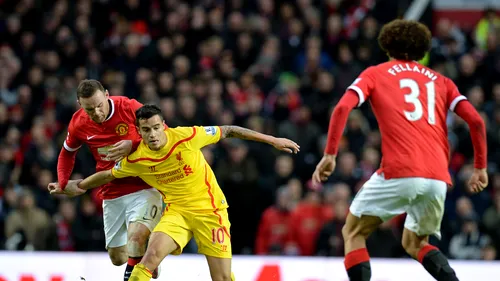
312, 20, 488, 281
52, 80, 162, 280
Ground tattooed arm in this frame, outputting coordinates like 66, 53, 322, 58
220, 126, 272, 142
219, 126, 300, 154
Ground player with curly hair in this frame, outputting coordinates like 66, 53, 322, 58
313, 20, 488, 281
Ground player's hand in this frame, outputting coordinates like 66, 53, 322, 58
47, 182, 61, 194
312, 154, 336, 185
467, 168, 488, 194
107, 140, 133, 162
48, 180, 86, 197
271, 138, 300, 154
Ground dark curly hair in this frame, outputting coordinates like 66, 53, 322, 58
378, 19, 431, 61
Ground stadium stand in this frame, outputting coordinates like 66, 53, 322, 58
0, 0, 499, 262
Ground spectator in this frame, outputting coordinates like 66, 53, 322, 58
449, 213, 491, 260
4, 188, 56, 250
278, 105, 321, 155
286, 178, 303, 210
474, 8, 500, 51
330, 152, 362, 191
285, 186, 332, 256
481, 244, 497, 260
255, 186, 293, 255
72, 194, 105, 252
431, 18, 466, 59
483, 193, 500, 252
302, 70, 337, 130
53, 199, 76, 251
456, 54, 483, 94
358, 147, 380, 181
316, 195, 349, 257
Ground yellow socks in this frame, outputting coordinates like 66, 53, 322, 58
129, 264, 152, 281
231, 272, 236, 281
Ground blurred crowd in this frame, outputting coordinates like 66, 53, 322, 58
0, 0, 499, 261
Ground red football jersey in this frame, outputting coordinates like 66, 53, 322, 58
348, 60, 466, 185
64, 96, 151, 199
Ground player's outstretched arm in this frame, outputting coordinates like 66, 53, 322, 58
219, 125, 300, 154
77, 170, 116, 191
454, 101, 488, 193
312, 91, 359, 185
48, 180, 86, 197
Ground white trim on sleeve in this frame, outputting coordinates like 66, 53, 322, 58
347, 85, 365, 107
449, 95, 467, 112
63, 141, 81, 152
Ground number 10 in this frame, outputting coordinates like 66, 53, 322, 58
212, 228, 224, 244
400, 79, 436, 125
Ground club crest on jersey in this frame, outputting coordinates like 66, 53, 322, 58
115, 123, 129, 136
204, 126, 217, 136
183, 165, 193, 176
176, 151, 185, 165
114, 161, 122, 170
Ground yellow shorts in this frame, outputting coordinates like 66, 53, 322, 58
153, 207, 232, 258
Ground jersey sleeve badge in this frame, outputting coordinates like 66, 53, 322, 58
114, 161, 122, 170
204, 126, 217, 136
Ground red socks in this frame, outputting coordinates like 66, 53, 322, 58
344, 248, 371, 281
417, 245, 438, 263
127, 257, 142, 266
343, 245, 457, 281
417, 245, 459, 280
344, 248, 370, 270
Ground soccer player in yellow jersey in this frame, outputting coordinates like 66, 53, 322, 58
53, 104, 300, 281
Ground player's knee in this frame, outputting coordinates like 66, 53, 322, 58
128, 233, 148, 256
108, 250, 128, 266
143, 247, 163, 263
128, 224, 150, 245
127, 239, 146, 257
110, 257, 127, 266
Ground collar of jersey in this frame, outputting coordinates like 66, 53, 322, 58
127, 128, 196, 163
104, 98, 115, 122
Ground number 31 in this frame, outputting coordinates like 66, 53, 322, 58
400, 79, 436, 125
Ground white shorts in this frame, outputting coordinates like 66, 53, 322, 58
103, 188, 163, 248
350, 173, 447, 239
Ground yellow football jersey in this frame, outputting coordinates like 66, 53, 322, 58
111, 126, 228, 212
